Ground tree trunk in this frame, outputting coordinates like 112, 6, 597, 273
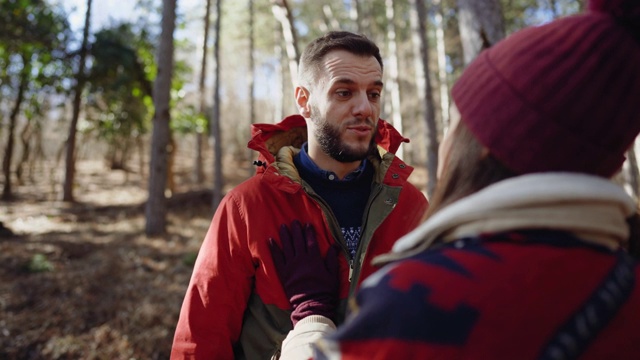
434, 0, 451, 132
247, 0, 256, 175
145, 0, 177, 236
273, 23, 285, 123
211, 0, 224, 210
166, 133, 177, 195
410, 0, 439, 199
62, 0, 92, 202
195, 0, 212, 184
350, 0, 362, 34
359, 1, 373, 39
384, 0, 404, 159
195, 129, 206, 183
16, 118, 32, 185
271, 0, 299, 88
548, 0, 558, 19
31, 120, 45, 184
322, 5, 341, 31
1, 63, 28, 201
137, 135, 145, 180
458, 0, 505, 65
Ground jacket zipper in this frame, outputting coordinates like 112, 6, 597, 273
348, 259, 354, 282
348, 184, 383, 296
303, 189, 353, 278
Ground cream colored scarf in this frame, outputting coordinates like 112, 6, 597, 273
375, 173, 636, 264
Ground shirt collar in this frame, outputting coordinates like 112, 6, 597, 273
298, 142, 367, 182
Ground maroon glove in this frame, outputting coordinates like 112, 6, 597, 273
269, 220, 340, 326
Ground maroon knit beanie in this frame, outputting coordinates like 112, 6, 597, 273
451, 0, 640, 177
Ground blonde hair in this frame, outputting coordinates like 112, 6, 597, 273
426, 120, 640, 257
425, 120, 516, 219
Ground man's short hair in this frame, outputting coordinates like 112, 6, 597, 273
298, 31, 383, 87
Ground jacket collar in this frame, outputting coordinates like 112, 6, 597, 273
247, 115, 410, 168
374, 173, 636, 265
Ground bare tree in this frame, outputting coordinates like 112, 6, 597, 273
1, 58, 28, 201
273, 23, 285, 123
195, 0, 212, 184
358, 1, 373, 39
15, 116, 33, 184
322, 5, 341, 30
548, 0, 559, 18
384, 0, 404, 159
247, 0, 256, 175
248, 0, 255, 124
350, 0, 362, 33
458, 0, 505, 65
271, 0, 299, 87
211, 0, 224, 209
410, 0, 439, 198
145, 0, 177, 235
434, 0, 450, 131
62, 0, 92, 202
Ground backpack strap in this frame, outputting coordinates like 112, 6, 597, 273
539, 251, 636, 359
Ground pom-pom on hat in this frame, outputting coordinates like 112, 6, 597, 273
451, 0, 640, 177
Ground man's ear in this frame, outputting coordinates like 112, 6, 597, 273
295, 86, 310, 118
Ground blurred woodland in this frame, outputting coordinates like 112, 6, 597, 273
2, 0, 638, 358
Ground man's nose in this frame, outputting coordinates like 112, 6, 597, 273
352, 92, 373, 119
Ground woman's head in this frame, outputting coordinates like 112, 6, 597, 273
427, 116, 517, 217
430, 0, 640, 217
449, 0, 640, 178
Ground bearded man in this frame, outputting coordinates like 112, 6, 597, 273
171, 31, 428, 360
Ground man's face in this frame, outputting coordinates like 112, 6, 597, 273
299, 50, 383, 163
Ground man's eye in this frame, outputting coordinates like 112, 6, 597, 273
336, 90, 351, 97
369, 92, 381, 99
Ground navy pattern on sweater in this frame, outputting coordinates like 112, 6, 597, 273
294, 143, 374, 259
315, 230, 640, 360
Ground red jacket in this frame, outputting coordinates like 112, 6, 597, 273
171, 115, 428, 359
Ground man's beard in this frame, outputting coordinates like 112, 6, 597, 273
312, 109, 377, 163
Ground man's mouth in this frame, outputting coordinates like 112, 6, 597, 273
346, 118, 375, 133
347, 125, 373, 136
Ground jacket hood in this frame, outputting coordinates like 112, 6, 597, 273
247, 114, 410, 167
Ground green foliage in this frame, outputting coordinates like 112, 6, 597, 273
171, 37, 195, 102
0, 0, 70, 51
82, 18, 195, 168
84, 22, 155, 167
172, 104, 207, 134
0, 0, 72, 144
501, 0, 582, 34
440, 0, 464, 79
26, 253, 54, 273
0, 0, 72, 88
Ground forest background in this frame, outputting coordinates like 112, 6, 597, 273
1, 0, 638, 359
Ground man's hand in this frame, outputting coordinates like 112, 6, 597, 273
269, 220, 341, 325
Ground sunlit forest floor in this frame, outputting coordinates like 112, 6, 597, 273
0, 149, 427, 359
0, 151, 233, 359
